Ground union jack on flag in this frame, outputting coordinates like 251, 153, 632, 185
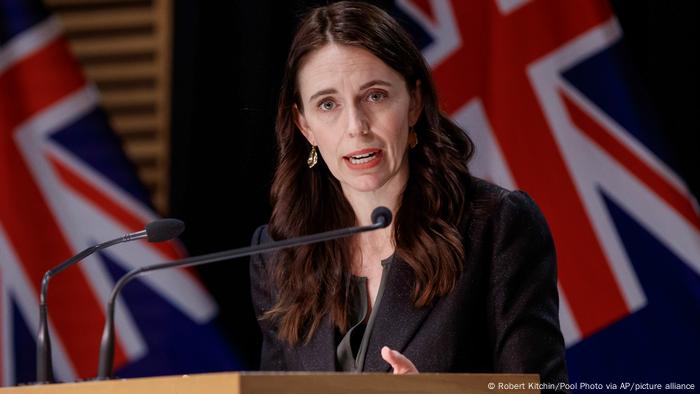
394, 0, 700, 384
0, 0, 238, 385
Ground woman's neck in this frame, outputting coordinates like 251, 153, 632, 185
340, 160, 409, 258
342, 177, 406, 226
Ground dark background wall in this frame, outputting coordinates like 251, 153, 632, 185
168, 1, 698, 370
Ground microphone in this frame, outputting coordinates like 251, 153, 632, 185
36, 218, 185, 383
96, 206, 392, 379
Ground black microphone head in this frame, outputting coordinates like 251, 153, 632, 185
145, 218, 185, 242
371, 206, 392, 228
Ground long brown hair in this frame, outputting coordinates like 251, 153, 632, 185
266, 1, 474, 345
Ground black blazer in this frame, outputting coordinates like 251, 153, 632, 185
249, 178, 568, 387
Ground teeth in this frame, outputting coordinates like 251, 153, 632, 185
349, 152, 377, 164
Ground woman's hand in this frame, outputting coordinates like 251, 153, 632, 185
381, 346, 418, 374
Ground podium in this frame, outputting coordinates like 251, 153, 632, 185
0, 372, 540, 393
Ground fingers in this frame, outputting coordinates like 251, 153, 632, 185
381, 346, 418, 374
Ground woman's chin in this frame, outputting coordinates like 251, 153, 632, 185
342, 172, 408, 195
341, 176, 386, 194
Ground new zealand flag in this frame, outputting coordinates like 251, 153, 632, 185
393, 0, 699, 389
0, 0, 239, 385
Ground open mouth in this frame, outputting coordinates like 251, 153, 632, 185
348, 151, 378, 164
343, 149, 382, 169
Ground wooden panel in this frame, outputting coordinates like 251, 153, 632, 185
138, 166, 160, 185
124, 140, 163, 161
0, 372, 541, 394
47, 0, 172, 214
85, 62, 156, 83
46, 0, 149, 5
152, 0, 171, 213
68, 35, 156, 58
111, 114, 159, 135
57, 8, 153, 32
240, 373, 540, 394
100, 89, 158, 109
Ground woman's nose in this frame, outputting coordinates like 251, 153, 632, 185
346, 104, 369, 137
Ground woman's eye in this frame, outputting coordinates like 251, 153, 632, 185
319, 100, 336, 111
367, 91, 386, 102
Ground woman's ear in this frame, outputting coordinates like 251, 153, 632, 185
293, 104, 317, 145
408, 80, 423, 126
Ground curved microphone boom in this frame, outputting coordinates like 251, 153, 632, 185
36, 218, 184, 383
96, 206, 392, 379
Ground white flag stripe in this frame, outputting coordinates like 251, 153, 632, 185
0, 16, 62, 73
529, 29, 648, 313
557, 283, 581, 346
23, 85, 160, 226
396, 0, 461, 68
526, 16, 690, 200
595, 160, 700, 275
78, 254, 147, 361
58, 186, 216, 323
44, 129, 161, 235
0, 236, 15, 386
495, 0, 530, 15
557, 82, 700, 272
453, 98, 517, 191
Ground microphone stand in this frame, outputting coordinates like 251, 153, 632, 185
37, 230, 147, 383
37, 218, 183, 383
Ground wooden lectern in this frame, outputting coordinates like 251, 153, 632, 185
0, 372, 540, 393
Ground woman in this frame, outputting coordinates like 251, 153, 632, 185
250, 0, 568, 386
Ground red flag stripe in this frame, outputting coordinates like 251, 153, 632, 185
0, 38, 85, 133
48, 155, 183, 261
429, 0, 630, 335
0, 31, 127, 377
49, 154, 213, 297
0, 266, 4, 386
562, 93, 700, 230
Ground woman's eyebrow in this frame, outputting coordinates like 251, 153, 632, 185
359, 79, 392, 90
308, 80, 393, 103
309, 88, 337, 103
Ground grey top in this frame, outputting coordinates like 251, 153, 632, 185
336, 256, 393, 372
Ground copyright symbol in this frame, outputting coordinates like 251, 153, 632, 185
488, 382, 495, 390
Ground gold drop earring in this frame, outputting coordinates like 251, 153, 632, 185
408, 127, 418, 149
307, 145, 318, 168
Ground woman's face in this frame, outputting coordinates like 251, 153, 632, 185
295, 44, 422, 194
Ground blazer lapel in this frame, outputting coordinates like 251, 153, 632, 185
295, 313, 336, 371
362, 258, 434, 372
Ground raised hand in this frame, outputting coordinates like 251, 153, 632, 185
381, 346, 418, 374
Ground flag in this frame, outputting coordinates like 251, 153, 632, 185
0, 0, 239, 385
393, 0, 700, 386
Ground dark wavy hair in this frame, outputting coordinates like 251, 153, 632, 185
266, 1, 475, 345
